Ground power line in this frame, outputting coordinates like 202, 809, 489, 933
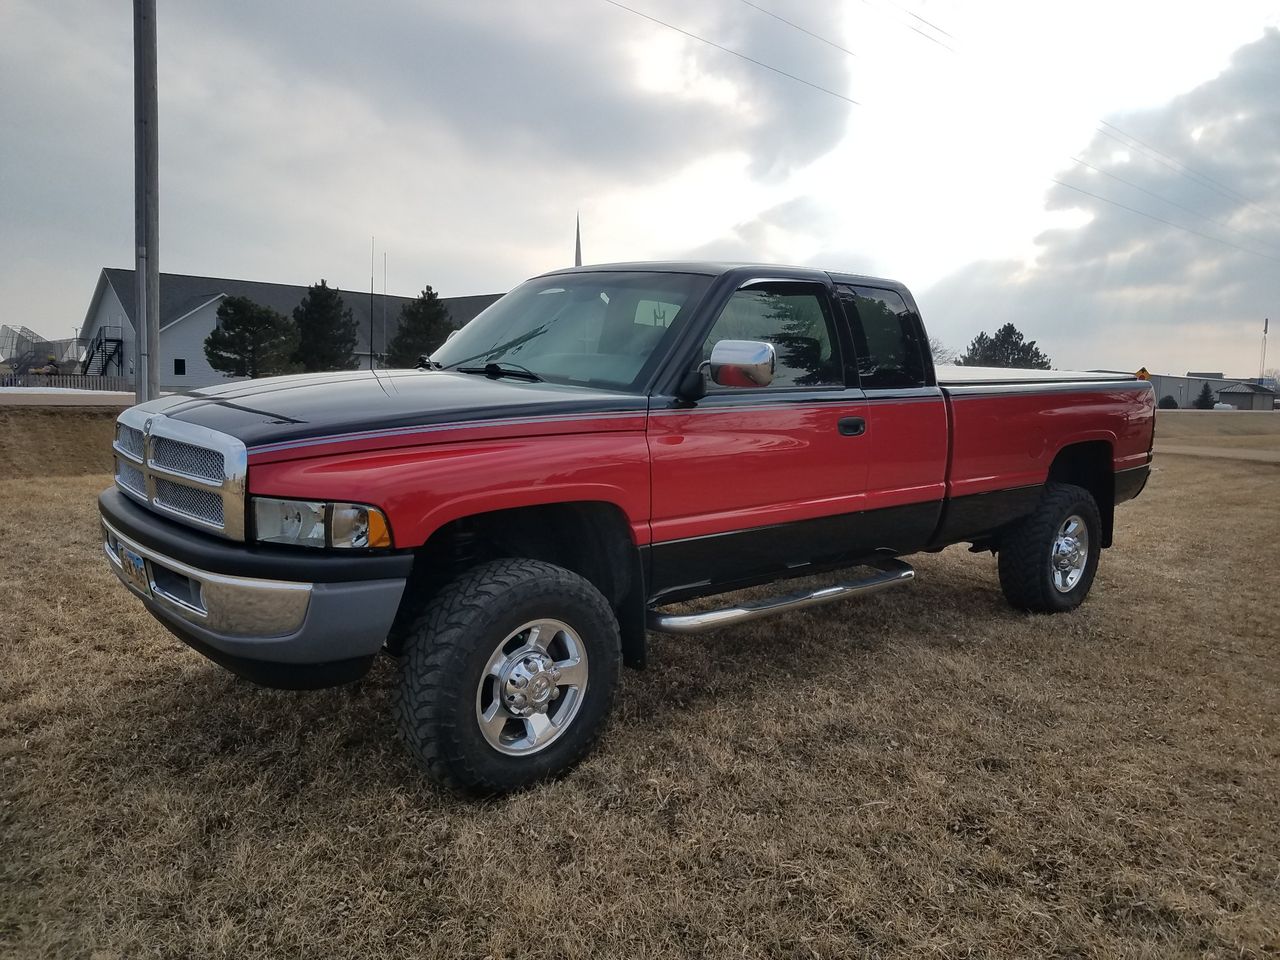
1098, 120, 1252, 205
833, 0, 1271, 223
602, 0, 1274, 262
1049, 179, 1280, 263
734, 0, 858, 59
855, 0, 955, 52
727, 0, 1273, 256
1094, 122, 1275, 231
600, 0, 860, 106
1071, 156, 1280, 256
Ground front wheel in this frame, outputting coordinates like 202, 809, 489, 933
395, 558, 621, 795
997, 483, 1102, 613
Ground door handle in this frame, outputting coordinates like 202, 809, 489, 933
838, 416, 865, 437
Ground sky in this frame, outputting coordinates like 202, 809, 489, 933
2, 0, 1277, 375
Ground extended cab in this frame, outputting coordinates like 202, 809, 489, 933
100, 263, 1155, 793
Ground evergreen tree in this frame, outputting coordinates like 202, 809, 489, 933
292, 279, 358, 372
957, 322, 1052, 369
1193, 382, 1216, 409
1157, 395, 1179, 409
203, 296, 299, 379
387, 285, 454, 368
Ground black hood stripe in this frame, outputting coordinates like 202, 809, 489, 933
249, 408, 646, 454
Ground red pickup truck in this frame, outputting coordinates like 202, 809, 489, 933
100, 262, 1154, 793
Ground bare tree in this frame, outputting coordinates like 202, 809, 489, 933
929, 337, 957, 365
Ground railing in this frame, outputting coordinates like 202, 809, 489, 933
0, 374, 132, 391
82, 325, 123, 375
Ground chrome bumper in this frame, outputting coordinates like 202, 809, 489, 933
103, 517, 312, 637
99, 490, 408, 683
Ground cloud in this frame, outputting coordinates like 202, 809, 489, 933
1, 0, 859, 338
919, 29, 1280, 374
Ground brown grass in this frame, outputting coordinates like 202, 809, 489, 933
0, 407, 117, 478
2, 429, 1278, 958
1156, 411, 1280, 452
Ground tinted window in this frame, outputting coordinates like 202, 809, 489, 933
431, 272, 712, 392
700, 285, 843, 389
840, 286, 927, 389
173, 358, 186, 376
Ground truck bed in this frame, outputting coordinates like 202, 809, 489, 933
935, 364, 1133, 385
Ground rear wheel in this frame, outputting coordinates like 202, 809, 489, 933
395, 558, 621, 795
997, 483, 1102, 613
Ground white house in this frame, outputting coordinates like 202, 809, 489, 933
80, 268, 503, 391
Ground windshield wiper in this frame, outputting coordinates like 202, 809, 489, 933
455, 362, 543, 382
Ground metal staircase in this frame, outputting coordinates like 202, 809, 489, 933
81, 325, 124, 375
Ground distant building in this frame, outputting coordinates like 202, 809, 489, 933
79, 268, 503, 391
1089, 368, 1277, 410
1147, 372, 1265, 410
1215, 381, 1277, 411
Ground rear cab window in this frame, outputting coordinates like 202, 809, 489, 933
837, 285, 931, 390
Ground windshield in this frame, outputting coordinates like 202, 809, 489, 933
431, 271, 712, 391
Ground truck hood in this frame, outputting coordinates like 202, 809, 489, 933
141, 370, 647, 448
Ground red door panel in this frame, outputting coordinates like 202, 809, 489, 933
647, 395, 871, 544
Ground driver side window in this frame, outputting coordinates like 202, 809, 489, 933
700, 285, 843, 389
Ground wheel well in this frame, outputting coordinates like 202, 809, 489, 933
389, 502, 648, 668
1047, 441, 1115, 547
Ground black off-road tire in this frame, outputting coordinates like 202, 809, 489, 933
395, 558, 621, 795
997, 482, 1102, 613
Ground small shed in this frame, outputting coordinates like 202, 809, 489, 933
1216, 382, 1277, 411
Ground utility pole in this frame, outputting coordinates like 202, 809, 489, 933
1261, 317, 1269, 380
133, 0, 160, 403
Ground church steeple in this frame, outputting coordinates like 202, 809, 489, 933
574, 213, 582, 267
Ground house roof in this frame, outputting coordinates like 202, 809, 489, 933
96, 268, 503, 355
1217, 382, 1275, 395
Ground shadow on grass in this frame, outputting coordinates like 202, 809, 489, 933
82, 557, 1024, 812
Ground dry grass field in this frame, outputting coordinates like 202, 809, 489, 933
2, 412, 1278, 959
1155, 410, 1280, 455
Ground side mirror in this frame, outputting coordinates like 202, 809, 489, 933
708, 339, 775, 388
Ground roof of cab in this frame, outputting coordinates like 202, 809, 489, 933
534, 261, 911, 295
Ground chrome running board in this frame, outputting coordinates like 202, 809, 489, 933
646, 559, 915, 635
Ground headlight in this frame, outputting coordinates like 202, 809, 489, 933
330, 502, 392, 549
252, 498, 393, 549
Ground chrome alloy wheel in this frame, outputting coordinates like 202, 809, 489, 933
1050, 514, 1089, 593
475, 619, 588, 756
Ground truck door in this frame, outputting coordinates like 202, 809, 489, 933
647, 279, 871, 601
834, 284, 948, 551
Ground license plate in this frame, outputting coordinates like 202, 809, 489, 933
117, 545, 152, 597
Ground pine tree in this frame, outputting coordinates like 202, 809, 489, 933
292, 279, 358, 372
387, 286, 454, 368
203, 296, 299, 379
957, 323, 1052, 369
1193, 382, 1216, 409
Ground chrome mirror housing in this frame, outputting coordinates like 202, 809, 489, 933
708, 339, 775, 388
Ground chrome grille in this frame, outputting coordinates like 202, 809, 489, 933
113, 407, 247, 540
152, 436, 224, 482
154, 477, 225, 526
116, 424, 144, 460
115, 457, 145, 497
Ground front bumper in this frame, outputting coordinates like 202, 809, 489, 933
99, 489, 411, 689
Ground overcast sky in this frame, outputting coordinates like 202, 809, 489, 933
2, 1, 1277, 374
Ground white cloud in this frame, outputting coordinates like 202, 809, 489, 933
1, 0, 1277, 381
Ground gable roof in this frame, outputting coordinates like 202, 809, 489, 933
97, 268, 503, 355
1217, 381, 1275, 395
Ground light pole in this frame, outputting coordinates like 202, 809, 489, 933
133, 0, 160, 403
